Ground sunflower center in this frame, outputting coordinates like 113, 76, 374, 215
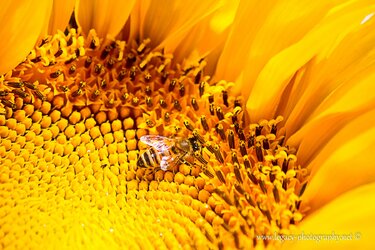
0, 28, 309, 249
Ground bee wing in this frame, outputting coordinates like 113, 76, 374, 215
160, 155, 176, 171
160, 155, 181, 171
139, 135, 175, 151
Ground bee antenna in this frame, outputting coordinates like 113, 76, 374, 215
192, 129, 205, 144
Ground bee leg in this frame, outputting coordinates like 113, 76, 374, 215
143, 167, 160, 179
170, 152, 189, 173
180, 159, 189, 165
180, 157, 213, 178
179, 158, 192, 167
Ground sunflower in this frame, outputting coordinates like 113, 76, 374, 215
1, 0, 375, 249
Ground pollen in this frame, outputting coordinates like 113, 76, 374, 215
0, 26, 309, 249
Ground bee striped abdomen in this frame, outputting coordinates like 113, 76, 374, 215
143, 151, 153, 166
138, 147, 162, 168
149, 147, 161, 166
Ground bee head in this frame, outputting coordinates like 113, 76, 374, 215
188, 137, 201, 152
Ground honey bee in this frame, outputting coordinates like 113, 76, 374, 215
137, 135, 207, 171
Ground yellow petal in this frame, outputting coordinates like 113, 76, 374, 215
287, 106, 373, 168
172, 0, 239, 67
285, 5, 375, 134
0, 0, 52, 74
287, 64, 375, 166
300, 108, 375, 212
140, 0, 225, 53
46, 0, 75, 34
215, 0, 273, 84
286, 182, 375, 250
215, 0, 337, 96
125, 0, 150, 42
244, 1, 375, 122
75, 0, 136, 38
